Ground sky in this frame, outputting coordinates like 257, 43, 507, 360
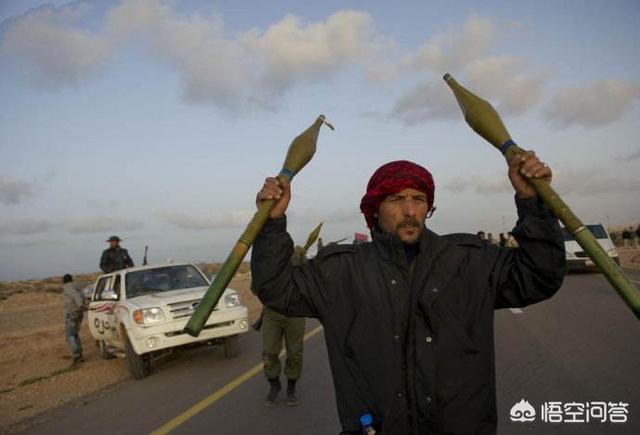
1, 0, 639, 281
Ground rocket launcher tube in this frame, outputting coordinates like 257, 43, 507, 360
443, 73, 640, 320
184, 115, 333, 337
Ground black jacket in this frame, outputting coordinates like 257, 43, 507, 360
100, 247, 134, 273
251, 195, 566, 434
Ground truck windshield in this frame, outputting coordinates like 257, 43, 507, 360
561, 224, 608, 241
126, 265, 208, 298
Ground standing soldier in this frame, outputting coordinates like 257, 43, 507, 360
100, 236, 134, 273
262, 245, 307, 407
62, 274, 86, 364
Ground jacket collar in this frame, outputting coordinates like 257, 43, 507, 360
371, 226, 450, 269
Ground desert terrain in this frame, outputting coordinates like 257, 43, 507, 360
0, 263, 261, 432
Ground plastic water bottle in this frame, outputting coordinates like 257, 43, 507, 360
360, 413, 376, 434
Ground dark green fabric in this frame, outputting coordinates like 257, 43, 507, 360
261, 307, 306, 380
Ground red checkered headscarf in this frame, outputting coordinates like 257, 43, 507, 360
359, 160, 435, 229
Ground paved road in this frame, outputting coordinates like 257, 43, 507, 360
20, 270, 640, 435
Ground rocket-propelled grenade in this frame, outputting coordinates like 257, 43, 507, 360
443, 73, 640, 320
184, 116, 334, 337
303, 222, 324, 253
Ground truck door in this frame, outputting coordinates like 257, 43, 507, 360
88, 275, 119, 342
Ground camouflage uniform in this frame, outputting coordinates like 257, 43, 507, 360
100, 247, 134, 273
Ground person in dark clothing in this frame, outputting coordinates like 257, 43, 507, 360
499, 233, 507, 247
251, 151, 565, 435
100, 236, 134, 273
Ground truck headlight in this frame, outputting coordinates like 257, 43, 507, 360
225, 293, 241, 309
133, 307, 166, 325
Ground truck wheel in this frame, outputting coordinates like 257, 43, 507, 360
99, 340, 115, 360
223, 335, 239, 358
123, 333, 151, 379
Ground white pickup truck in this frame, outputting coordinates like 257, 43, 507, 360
88, 263, 249, 379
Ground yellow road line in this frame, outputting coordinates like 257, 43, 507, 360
150, 325, 324, 435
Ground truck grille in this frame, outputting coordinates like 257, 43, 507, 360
168, 299, 219, 319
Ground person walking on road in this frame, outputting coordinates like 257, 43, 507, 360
251, 153, 565, 434
100, 236, 134, 273
62, 274, 86, 364
262, 246, 307, 407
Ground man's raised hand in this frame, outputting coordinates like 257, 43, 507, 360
256, 177, 291, 219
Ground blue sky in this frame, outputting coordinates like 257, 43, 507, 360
1, 0, 639, 280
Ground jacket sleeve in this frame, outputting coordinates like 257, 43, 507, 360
250, 216, 332, 319
489, 194, 566, 309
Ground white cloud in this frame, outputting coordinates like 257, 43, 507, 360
0, 218, 54, 236
244, 11, 377, 91
391, 17, 547, 125
405, 16, 495, 73
65, 216, 143, 234
106, 0, 254, 107
390, 81, 460, 124
0, 3, 111, 88
544, 79, 640, 128
465, 56, 547, 116
2, 1, 382, 108
160, 210, 254, 230
0, 176, 34, 205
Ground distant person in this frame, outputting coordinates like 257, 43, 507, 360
499, 233, 507, 247
62, 274, 86, 364
506, 232, 518, 248
100, 236, 134, 273
261, 246, 307, 407
487, 232, 496, 245
476, 231, 486, 240
636, 225, 640, 249
622, 228, 632, 248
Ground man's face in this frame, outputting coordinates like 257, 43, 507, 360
109, 240, 119, 249
375, 188, 429, 245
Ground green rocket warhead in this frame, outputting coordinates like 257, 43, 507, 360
303, 222, 324, 253
443, 73, 640, 320
184, 116, 333, 337
443, 73, 512, 150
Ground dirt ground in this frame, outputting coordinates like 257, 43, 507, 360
0, 267, 261, 433
618, 247, 640, 270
